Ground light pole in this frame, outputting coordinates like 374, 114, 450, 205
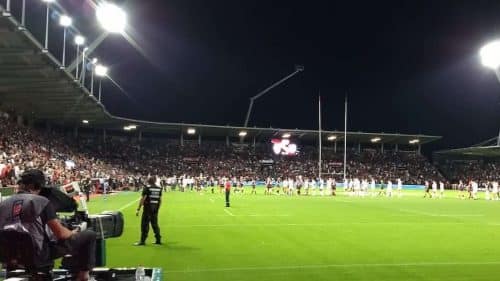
41, 0, 55, 53
74, 35, 85, 80
59, 15, 72, 69
80, 47, 88, 84
95, 64, 108, 102
90, 58, 98, 96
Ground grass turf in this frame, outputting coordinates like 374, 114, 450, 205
86, 188, 500, 281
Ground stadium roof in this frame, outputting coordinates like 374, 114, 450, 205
434, 146, 500, 158
0, 8, 441, 145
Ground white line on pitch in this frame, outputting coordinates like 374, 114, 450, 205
164, 261, 500, 273
118, 197, 141, 211
398, 208, 483, 217
224, 209, 235, 216
167, 221, 477, 227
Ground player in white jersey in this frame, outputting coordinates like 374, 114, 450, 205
361, 179, 368, 196
303, 178, 309, 195
484, 182, 490, 200
288, 178, 295, 196
386, 180, 393, 197
353, 178, 360, 197
370, 178, 376, 196
319, 178, 325, 196
431, 181, 437, 198
492, 181, 499, 200
310, 179, 317, 196
397, 178, 403, 197
471, 180, 479, 200
326, 178, 332, 195
439, 181, 445, 198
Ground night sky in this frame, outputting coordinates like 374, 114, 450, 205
33, 1, 500, 150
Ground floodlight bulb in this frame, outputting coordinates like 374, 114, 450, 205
96, 3, 127, 33
282, 133, 291, 138
187, 128, 196, 135
59, 15, 72, 27
480, 40, 500, 69
42, 0, 55, 3
95, 64, 108, 76
75, 35, 85, 45
239, 131, 247, 137
328, 136, 337, 141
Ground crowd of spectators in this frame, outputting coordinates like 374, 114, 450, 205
1, 114, 447, 188
438, 160, 500, 183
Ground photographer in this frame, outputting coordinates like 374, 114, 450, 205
0, 169, 96, 281
135, 176, 162, 246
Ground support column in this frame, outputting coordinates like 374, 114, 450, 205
198, 134, 202, 146
73, 126, 78, 138
226, 135, 230, 147
253, 136, 256, 148
16, 115, 24, 126
357, 143, 361, 153
395, 143, 399, 152
180, 133, 184, 147
138, 131, 143, 142
334, 141, 337, 153
103, 129, 107, 142
380, 143, 384, 153
417, 144, 421, 155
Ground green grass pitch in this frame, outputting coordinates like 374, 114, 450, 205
85, 188, 500, 281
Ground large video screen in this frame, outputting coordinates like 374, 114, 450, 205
271, 138, 298, 156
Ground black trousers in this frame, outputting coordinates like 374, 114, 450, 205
141, 208, 161, 243
51, 230, 97, 272
225, 190, 230, 207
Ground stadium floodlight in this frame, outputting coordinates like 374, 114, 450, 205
96, 3, 127, 33
95, 64, 108, 77
59, 15, 72, 69
82, 120, 89, 124
42, 0, 55, 52
328, 135, 337, 141
409, 139, 420, 144
128, 125, 137, 130
371, 137, 381, 143
239, 131, 247, 137
75, 35, 85, 45
480, 40, 500, 69
123, 126, 132, 131
59, 15, 72, 27
92, 58, 98, 64
187, 128, 196, 135
74, 36, 85, 79
95, 64, 108, 102
282, 133, 291, 138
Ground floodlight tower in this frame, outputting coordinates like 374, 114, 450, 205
41, 0, 55, 52
59, 15, 72, 68
74, 35, 85, 79
243, 65, 304, 127
479, 40, 500, 146
95, 64, 108, 102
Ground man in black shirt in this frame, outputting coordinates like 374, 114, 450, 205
135, 177, 162, 245
0, 169, 96, 281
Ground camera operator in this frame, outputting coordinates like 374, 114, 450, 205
0, 169, 96, 281
135, 176, 162, 246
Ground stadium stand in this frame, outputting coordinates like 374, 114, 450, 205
1, 115, 444, 190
